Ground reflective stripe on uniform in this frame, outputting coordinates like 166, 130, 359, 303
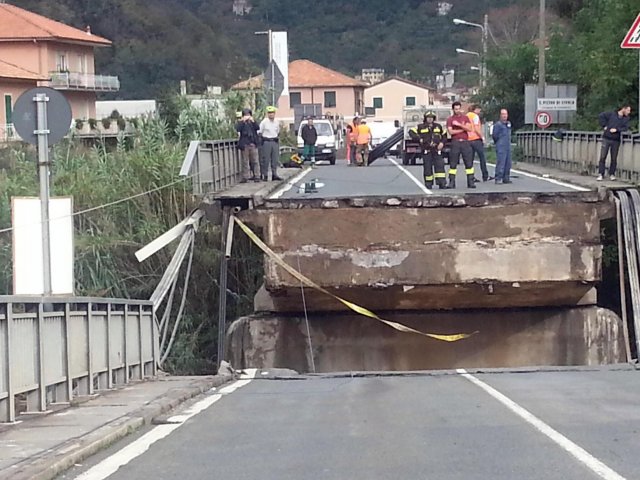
434, 172, 446, 178
424, 175, 434, 181
448, 169, 457, 175
465, 167, 475, 175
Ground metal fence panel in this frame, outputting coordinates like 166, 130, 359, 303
12, 316, 38, 392
0, 297, 157, 423
43, 314, 65, 386
91, 312, 109, 373
109, 309, 126, 369
516, 131, 640, 183
126, 310, 141, 366
69, 312, 89, 378
180, 140, 242, 195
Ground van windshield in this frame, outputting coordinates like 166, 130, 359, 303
302, 123, 333, 136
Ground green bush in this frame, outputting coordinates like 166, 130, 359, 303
75, 119, 84, 130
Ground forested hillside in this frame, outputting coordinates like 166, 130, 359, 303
9, 0, 524, 98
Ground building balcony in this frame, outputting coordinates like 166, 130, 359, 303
49, 72, 120, 92
0, 124, 20, 142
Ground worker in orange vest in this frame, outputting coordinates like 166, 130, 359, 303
346, 117, 360, 166
356, 120, 372, 166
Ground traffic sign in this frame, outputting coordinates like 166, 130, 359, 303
621, 13, 640, 48
264, 60, 285, 105
537, 98, 577, 111
12, 87, 72, 145
535, 111, 552, 129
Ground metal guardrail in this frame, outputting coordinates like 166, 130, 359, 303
49, 72, 120, 92
0, 296, 157, 423
516, 131, 640, 183
180, 139, 243, 195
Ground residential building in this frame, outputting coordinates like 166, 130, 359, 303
231, 59, 366, 127
361, 68, 385, 85
0, 3, 118, 123
364, 77, 432, 122
0, 59, 46, 141
233, 0, 252, 15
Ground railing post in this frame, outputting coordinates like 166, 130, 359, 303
64, 302, 73, 402
138, 304, 144, 379
5, 303, 15, 422
124, 304, 130, 384
35, 303, 46, 412
106, 303, 113, 389
151, 308, 159, 376
87, 302, 94, 395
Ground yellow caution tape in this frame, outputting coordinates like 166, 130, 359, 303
234, 217, 477, 343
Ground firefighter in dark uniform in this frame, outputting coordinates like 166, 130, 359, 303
409, 111, 446, 189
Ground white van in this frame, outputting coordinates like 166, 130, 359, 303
297, 119, 337, 165
369, 120, 401, 155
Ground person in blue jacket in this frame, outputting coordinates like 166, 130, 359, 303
492, 108, 512, 184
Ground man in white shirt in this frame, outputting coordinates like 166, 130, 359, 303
259, 106, 282, 181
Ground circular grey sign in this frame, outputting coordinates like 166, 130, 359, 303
12, 87, 73, 146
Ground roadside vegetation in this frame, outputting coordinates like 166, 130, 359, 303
0, 97, 264, 374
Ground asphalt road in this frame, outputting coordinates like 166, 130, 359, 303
63, 367, 640, 480
272, 157, 588, 199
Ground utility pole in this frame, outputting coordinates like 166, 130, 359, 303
35, 93, 52, 296
538, 0, 546, 99
482, 14, 488, 88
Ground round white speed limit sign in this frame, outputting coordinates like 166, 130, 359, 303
535, 111, 552, 129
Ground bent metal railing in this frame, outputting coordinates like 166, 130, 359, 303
0, 296, 157, 423
180, 139, 242, 195
515, 131, 640, 183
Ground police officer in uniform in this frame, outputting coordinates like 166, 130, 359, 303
410, 111, 446, 189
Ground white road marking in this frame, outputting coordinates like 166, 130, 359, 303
268, 168, 312, 199
73, 378, 254, 480
387, 157, 433, 195
482, 161, 589, 192
457, 369, 627, 480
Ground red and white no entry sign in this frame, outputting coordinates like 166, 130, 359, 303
535, 111, 552, 129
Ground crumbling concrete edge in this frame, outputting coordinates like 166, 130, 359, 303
2, 374, 234, 480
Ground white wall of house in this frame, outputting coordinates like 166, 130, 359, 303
96, 100, 156, 119
364, 79, 431, 122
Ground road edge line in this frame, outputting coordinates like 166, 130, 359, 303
2, 375, 234, 480
456, 369, 627, 480
268, 168, 312, 199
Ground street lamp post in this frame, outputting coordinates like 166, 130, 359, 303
453, 15, 488, 88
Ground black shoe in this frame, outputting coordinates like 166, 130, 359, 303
473, 177, 481, 183
447, 182, 456, 189
439, 184, 447, 190
272, 175, 283, 181
502, 179, 512, 184
425, 183, 434, 189
467, 183, 477, 189
240, 178, 248, 184
483, 176, 494, 181
252, 176, 261, 182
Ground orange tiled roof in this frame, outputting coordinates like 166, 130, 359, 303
0, 59, 46, 81
289, 60, 366, 88
0, 3, 111, 46
231, 74, 264, 90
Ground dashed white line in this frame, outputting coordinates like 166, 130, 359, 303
73, 376, 255, 480
457, 369, 626, 480
268, 168, 312, 199
387, 157, 433, 195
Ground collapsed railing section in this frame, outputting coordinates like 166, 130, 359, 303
0, 297, 157, 423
